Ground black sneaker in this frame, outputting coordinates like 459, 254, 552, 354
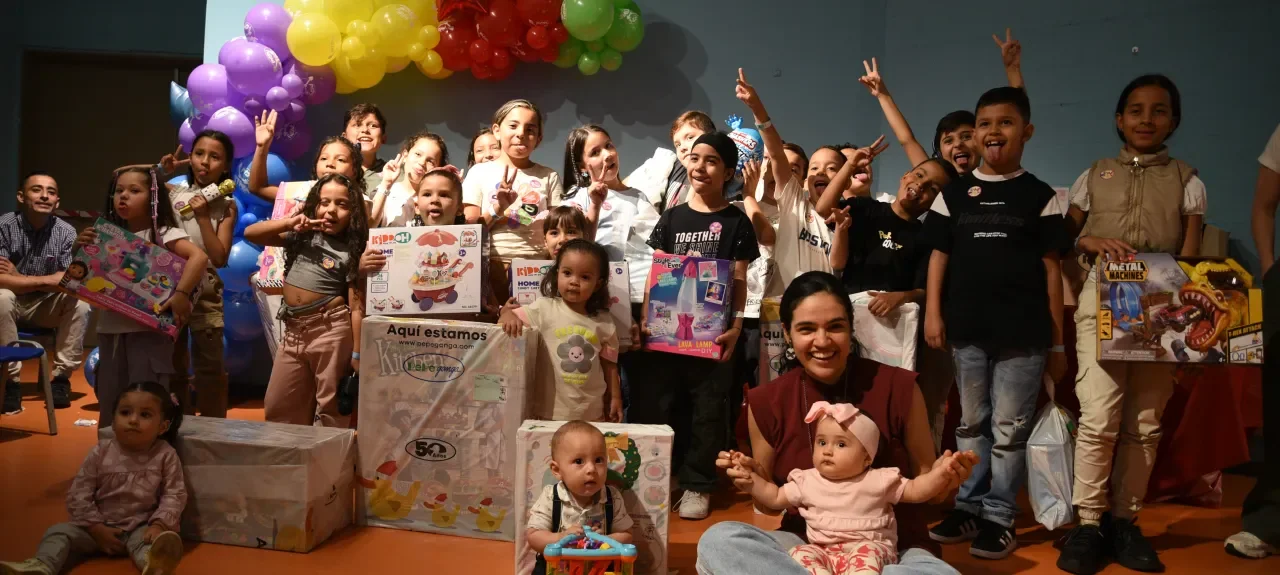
970, 520, 1018, 559
1057, 523, 1107, 575
2, 380, 21, 415
1112, 516, 1164, 572
929, 509, 982, 543
50, 377, 71, 409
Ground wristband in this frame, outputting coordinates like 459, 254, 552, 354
351, 352, 361, 360
733, 311, 745, 319
755, 119, 773, 130
1073, 236, 1084, 252
1050, 345, 1064, 353
175, 289, 191, 298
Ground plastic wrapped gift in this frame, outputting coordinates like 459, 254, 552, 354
254, 180, 312, 294
357, 316, 538, 541
514, 421, 673, 575
849, 291, 919, 371
250, 277, 284, 357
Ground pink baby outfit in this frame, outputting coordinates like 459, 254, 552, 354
783, 467, 907, 574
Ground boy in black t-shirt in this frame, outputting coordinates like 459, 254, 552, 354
923, 87, 1069, 559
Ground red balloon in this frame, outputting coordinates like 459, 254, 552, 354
469, 38, 492, 63
476, 0, 520, 47
490, 64, 514, 82
471, 62, 492, 80
437, 18, 477, 71
549, 23, 569, 45
510, 40, 539, 63
526, 25, 550, 49
490, 47, 511, 70
538, 45, 559, 62
516, 0, 559, 26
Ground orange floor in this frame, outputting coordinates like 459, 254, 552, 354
1, 361, 1276, 574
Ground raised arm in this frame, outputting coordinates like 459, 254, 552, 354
738, 160, 776, 246
993, 28, 1024, 90
815, 137, 887, 217
735, 68, 792, 191
249, 110, 280, 203
859, 58, 929, 168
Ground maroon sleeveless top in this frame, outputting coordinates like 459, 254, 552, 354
748, 357, 939, 557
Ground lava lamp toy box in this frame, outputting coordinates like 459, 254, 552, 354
59, 218, 199, 339
365, 225, 484, 315
643, 254, 732, 359
510, 258, 634, 347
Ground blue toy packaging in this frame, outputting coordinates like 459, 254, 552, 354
644, 254, 732, 359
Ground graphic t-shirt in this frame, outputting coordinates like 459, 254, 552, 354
772, 177, 834, 287
838, 196, 927, 294
97, 227, 191, 335
731, 197, 779, 319
923, 170, 1068, 348
517, 297, 619, 421
646, 204, 760, 263
564, 185, 659, 301
462, 161, 564, 260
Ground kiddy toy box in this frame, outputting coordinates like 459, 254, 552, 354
59, 218, 199, 338
644, 254, 732, 359
366, 225, 484, 315
1097, 254, 1262, 365
511, 258, 633, 347
515, 421, 673, 575
255, 180, 311, 294
357, 316, 538, 541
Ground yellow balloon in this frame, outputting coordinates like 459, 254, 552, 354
371, 4, 418, 58
354, 20, 381, 48
342, 36, 367, 59
416, 50, 444, 75
335, 76, 358, 94
424, 67, 452, 80
332, 52, 386, 89
377, 0, 435, 24
283, 0, 324, 18
407, 43, 427, 62
324, 0, 374, 30
385, 56, 412, 73
287, 13, 342, 66
418, 25, 440, 50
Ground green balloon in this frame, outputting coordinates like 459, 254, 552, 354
612, 0, 631, 6
554, 39, 583, 69
578, 52, 601, 76
600, 48, 622, 71
605, 3, 644, 52
586, 39, 605, 53
561, 0, 615, 42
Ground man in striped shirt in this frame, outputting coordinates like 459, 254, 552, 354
0, 172, 90, 413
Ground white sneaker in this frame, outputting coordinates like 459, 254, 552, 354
1225, 531, 1276, 559
0, 559, 53, 575
677, 490, 710, 520
142, 531, 184, 575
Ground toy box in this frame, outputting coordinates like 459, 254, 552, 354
365, 225, 484, 315
759, 298, 787, 384
515, 421, 673, 575
510, 258, 633, 347
59, 218, 200, 338
644, 254, 732, 359
357, 316, 538, 541
1097, 254, 1262, 364
255, 180, 312, 294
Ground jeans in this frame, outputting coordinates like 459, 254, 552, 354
264, 305, 353, 428
34, 522, 153, 572
695, 522, 959, 575
951, 342, 1045, 528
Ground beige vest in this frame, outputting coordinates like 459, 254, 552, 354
1080, 148, 1195, 254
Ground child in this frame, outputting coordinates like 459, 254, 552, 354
248, 110, 365, 202
730, 402, 966, 574
524, 421, 634, 575
468, 128, 502, 167
462, 99, 564, 303
923, 86, 1068, 559
0, 381, 187, 575
623, 111, 715, 212
370, 131, 448, 227
543, 206, 588, 261
1056, 74, 1204, 575
500, 239, 621, 422
245, 173, 368, 428
88, 168, 209, 428
343, 103, 390, 193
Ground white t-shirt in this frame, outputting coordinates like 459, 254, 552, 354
1068, 169, 1206, 215
564, 185, 659, 302
773, 176, 834, 287
378, 179, 418, 228
1261, 124, 1280, 173
97, 227, 191, 334
876, 192, 895, 204
731, 195, 779, 319
462, 161, 563, 260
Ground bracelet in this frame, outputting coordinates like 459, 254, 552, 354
352, 352, 361, 360
755, 118, 773, 130
175, 289, 191, 298
1073, 236, 1084, 252
1050, 345, 1065, 353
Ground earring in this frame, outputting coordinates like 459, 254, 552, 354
784, 346, 796, 362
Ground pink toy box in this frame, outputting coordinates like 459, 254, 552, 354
643, 254, 732, 359
59, 218, 200, 338
255, 180, 312, 295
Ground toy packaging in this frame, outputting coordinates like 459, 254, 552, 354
515, 421, 673, 575
357, 316, 538, 541
255, 180, 312, 294
59, 218, 200, 338
365, 225, 484, 315
759, 298, 787, 385
510, 258, 634, 347
1097, 254, 1263, 364
251, 277, 285, 357
644, 254, 732, 359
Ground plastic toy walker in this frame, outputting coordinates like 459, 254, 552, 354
543, 527, 636, 575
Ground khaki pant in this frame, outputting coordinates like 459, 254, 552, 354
34, 522, 155, 573
1072, 272, 1176, 520
0, 289, 90, 381
171, 271, 227, 417
263, 305, 352, 428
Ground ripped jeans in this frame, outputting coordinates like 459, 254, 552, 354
951, 343, 1045, 528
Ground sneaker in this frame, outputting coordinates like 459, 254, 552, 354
1111, 516, 1164, 572
2, 381, 21, 415
1056, 523, 1107, 575
676, 490, 710, 520
929, 509, 982, 543
1225, 531, 1277, 559
51, 377, 71, 409
141, 531, 183, 575
969, 520, 1017, 560
0, 559, 53, 575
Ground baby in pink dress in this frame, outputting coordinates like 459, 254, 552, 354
732, 401, 969, 575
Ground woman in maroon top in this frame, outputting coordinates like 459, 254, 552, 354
696, 272, 975, 575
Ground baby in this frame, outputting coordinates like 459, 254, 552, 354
732, 402, 970, 574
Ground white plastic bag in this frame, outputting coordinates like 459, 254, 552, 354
848, 292, 919, 370
1027, 388, 1077, 530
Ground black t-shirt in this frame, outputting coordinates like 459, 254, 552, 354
923, 171, 1068, 348
647, 203, 761, 262
838, 197, 928, 294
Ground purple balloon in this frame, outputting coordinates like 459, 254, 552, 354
281, 73, 304, 99
224, 41, 283, 97
271, 121, 312, 160
243, 3, 292, 59
187, 64, 232, 116
179, 119, 197, 153
282, 99, 307, 123
242, 96, 266, 119
265, 86, 291, 112
217, 37, 248, 67
287, 62, 336, 106
206, 107, 256, 159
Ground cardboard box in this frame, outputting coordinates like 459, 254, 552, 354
255, 180, 312, 295
357, 316, 538, 541
365, 225, 484, 315
759, 298, 787, 384
510, 258, 633, 347
759, 294, 921, 384
59, 218, 200, 338
1097, 254, 1262, 364
514, 421, 673, 575
643, 254, 732, 359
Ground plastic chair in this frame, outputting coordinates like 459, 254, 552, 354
0, 327, 58, 435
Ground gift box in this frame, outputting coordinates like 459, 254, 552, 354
511, 258, 633, 347
59, 218, 200, 338
644, 254, 732, 359
1097, 254, 1262, 364
357, 316, 538, 541
365, 225, 484, 315
514, 421, 673, 575
759, 297, 787, 384
255, 180, 312, 295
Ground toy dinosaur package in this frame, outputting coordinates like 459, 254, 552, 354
1097, 254, 1262, 364
510, 258, 633, 347
365, 225, 484, 315
643, 254, 733, 359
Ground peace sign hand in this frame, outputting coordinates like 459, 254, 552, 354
734, 68, 764, 115
587, 162, 608, 206
381, 153, 402, 185
825, 205, 852, 234
858, 58, 886, 97
493, 165, 520, 215
160, 144, 189, 175
847, 135, 889, 170
993, 28, 1021, 69
255, 110, 278, 148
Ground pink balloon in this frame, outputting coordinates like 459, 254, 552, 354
206, 107, 256, 158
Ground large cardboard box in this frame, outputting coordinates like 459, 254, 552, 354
644, 254, 733, 359
1097, 254, 1262, 364
357, 316, 538, 541
514, 421, 673, 575
365, 225, 484, 315
510, 258, 633, 347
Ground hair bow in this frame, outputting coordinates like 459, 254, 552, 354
805, 401, 880, 461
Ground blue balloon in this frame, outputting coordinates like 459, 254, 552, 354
167, 175, 188, 187
248, 201, 273, 219
224, 336, 253, 375
233, 154, 289, 205
234, 212, 258, 237
225, 292, 264, 341
221, 240, 263, 293
725, 114, 764, 176
84, 347, 100, 390
169, 81, 194, 128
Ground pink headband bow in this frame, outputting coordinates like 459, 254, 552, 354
805, 401, 880, 461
